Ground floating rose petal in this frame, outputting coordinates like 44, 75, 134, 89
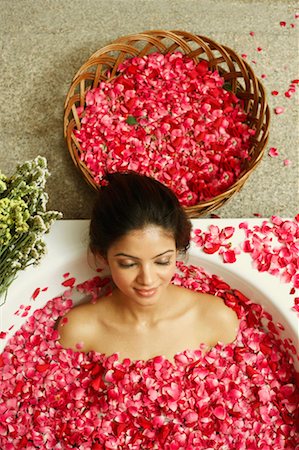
280, 21, 287, 27
249, 31, 255, 36
293, 274, 299, 289
75, 341, 84, 350
271, 90, 279, 96
60, 317, 68, 326
283, 159, 292, 166
213, 405, 226, 420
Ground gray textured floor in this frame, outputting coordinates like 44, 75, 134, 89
0, 0, 298, 219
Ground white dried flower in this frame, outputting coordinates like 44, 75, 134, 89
0, 156, 62, 301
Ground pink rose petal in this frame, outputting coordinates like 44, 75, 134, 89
274, 106, 285, 115
75, 341, 84, 350
268, 147, 279, 157
213, 405, 226, 420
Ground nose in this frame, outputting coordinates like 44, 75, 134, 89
136, 264, 155, 287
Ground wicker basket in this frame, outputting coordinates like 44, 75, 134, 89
64, 30, 270, 218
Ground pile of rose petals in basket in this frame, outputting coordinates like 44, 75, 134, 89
1, 263, 298, 449
74, 52, 255, 206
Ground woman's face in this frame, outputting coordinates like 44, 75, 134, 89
106, 225, 177, 306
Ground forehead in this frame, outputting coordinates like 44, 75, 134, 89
108, 226, 176, 255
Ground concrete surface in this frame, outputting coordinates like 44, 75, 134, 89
0, 0, 298, 219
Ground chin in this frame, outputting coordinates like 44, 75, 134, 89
132, 286, 164, 303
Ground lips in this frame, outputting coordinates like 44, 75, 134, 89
134, 288, 158, 298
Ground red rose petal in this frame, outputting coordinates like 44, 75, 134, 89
62, 277, 76, 287
203, 243, 221, 254
36, 363, 50, 372
222, 250, 237, 264
31, 287, 41, 300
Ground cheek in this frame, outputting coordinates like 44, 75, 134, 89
110, 267, 134, 290
160, 263, 176, 282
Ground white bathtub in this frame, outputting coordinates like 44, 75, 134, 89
1, 219, 298, 369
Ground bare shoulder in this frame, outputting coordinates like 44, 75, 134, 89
198, 292, 240, 344
172, 285, 239, 345
56, 302, 97, 352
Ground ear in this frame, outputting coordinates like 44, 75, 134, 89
87, 250, 108, 271
95, 253, 108, 269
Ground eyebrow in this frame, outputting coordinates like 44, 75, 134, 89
113, 250, 175, 259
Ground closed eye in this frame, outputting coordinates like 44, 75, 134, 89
155, 260, 171, 265
118, 262, 136, 268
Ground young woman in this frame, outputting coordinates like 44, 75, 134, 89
58, 172, 239, 363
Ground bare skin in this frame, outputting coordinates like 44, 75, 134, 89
57, 226, 239, 363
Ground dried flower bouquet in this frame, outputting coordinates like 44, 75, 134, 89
0, 156, 62, 303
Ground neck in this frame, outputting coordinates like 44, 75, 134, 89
112, 287, 173, 327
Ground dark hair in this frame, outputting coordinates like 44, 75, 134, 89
89, 172, 191, 257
